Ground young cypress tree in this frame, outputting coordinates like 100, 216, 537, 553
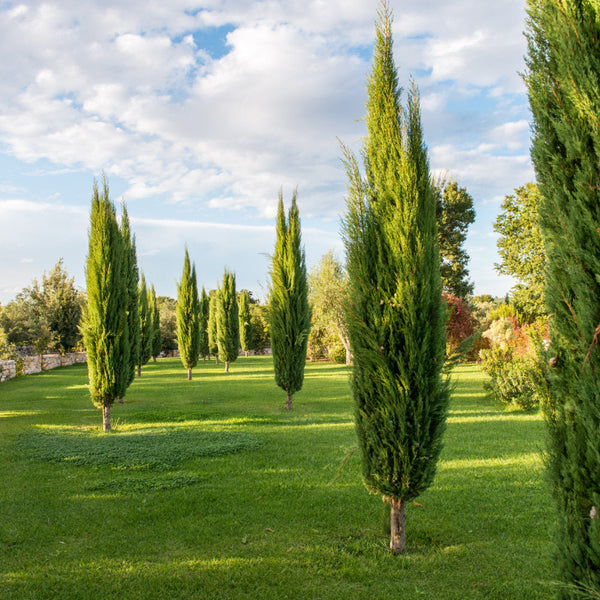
208, 290, 219, 365
216, 269, 239, 372
269, 190, 311, 410
526, 2, 600, 596
198, 286, 210, 362
137, 273, 153, 376
81, 177, 127, 432
239, 290, 252, 357
118, 206, 139, 399
176, 249, 200, 380
149, 284, 161, 361
341, 2, 448, 554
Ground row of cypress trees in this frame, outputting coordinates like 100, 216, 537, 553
82, 177, 160, 431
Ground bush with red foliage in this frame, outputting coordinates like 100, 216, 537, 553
443, 293, 475, 351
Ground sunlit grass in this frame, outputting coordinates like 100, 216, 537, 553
0, 358, 553, 599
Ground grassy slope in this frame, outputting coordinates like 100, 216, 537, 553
0, 358, 552, 599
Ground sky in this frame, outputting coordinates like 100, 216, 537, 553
0, 0, 533, 304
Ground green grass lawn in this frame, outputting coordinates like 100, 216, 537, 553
0, 357, 553, 599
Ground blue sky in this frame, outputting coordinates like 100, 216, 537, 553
0, 0, 533, 304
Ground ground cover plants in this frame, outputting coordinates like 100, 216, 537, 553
1, 357, 552, 599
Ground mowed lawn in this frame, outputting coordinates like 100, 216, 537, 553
0, 357, 553, 599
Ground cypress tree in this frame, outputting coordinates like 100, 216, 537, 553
269, 190, 311, 410
208, 290, 219, 365
341, 2, 448, 553
149, 284, 161, 361
137, 273, 153, 376
239, 290, 252, 357
526, 2, 600, 596
198, 286, 210, 361
176, 249, 200, 380
118, 206, 139, 398
81, 177, 127, 432
216, 269, 239, 372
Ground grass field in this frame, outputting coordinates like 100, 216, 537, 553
0, 357, 553, 599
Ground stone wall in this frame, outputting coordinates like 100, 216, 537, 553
0, 352, 87, 383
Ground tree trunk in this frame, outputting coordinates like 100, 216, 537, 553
152, 356, 156, 362
102, 404, 111, 432
137, 365, 142, 377
285, 391, 293, 410
225, 362, 230, 373
187, 368, 192, 381
215, 356, 219, 365
389, 498, 406, 554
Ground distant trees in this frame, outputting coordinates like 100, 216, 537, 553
434, 180, 475, 299
494, 183, 546, 321
341, 3, 448, 553
216, 269, 240, 372
526, 0, 600, 596
238, 290, 252, 357
208, 290, 219, 364
149, 285, 161, 361
176, 249, 200, 380
81, 177, 128, 432
157, 296, 177, 353
137, 274, 153, 376
198, 287, 210, 361
269, 191, 311, 410
0, 259, 84, 353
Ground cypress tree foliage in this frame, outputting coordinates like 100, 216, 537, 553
239, 290, 252, 357
137, 273, 153, 376
208, 290, 219, 365
176, 249, 200, 380
525, 2, 600, 596
198, 286, 210, 362
269, 190, 311, 410
118, 206, 139, 399
216, 269, 240, 372
149, 284, 161, 361
340, 2, 449, 554
81, 177, 127, 432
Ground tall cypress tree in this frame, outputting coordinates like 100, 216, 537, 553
341, 2, 448, 554
269, 190, 311, 410
81, 177, 127, 432
149, 284, 161, 361
137, 273, 153, 376
118, 206, 139, 397
176, 249, 200, 380
217, 269, 239, 372
208, 290, 219, 364
199, 286, 210, 362
526, 2, 600, 596
239, 290, 252, 357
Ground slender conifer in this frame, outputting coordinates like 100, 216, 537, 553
341, 2, 448, 553
526, 2, 600, 596
239, 290, 252, 357
208, 290, 219, 364
137, 274, 152, 376
149, 284, 161, 361
176, 249, 200, 380
81, 177, 127, 432
216, 269, 239, 372
269, 191, 311, 410
199, 286, 209, 361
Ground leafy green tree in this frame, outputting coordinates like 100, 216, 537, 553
136, 274, 153, 376
208, 290, 219, 364
118, 207, 139, 399
176, 249, 200, 380
341, 2, 449, 554
149, 285, 161, 361
526, 1, 600, 596
269, 191, 311, 410
198, 286, 209, 361
81, 177, 127, 432
434, 180, 475, 299
238, 290, 252, 356
308, 250, 351, 364
250, 301, 270, 354
217, 269, 239, 372
493, 183, 546, 321
157, 296, 177, 353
